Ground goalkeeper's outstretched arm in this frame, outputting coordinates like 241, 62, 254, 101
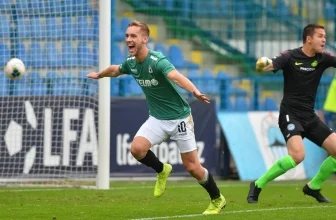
256, 57, 275, 72
87, 65, 124, 79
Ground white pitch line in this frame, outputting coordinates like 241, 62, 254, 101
131, 205, 336, 220
1, 182, 335, 192
0, 183, 306, 192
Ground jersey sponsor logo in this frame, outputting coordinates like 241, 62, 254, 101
295, 62, 303, 65
127, 56, 135, 60
136, 79, 159, 87
300, 67, 315, 71
150, 55, 158, 61
151, 79, 158, 86
311, 60, 318, 67
287, 123, 295, 131
148, 66, 153, 73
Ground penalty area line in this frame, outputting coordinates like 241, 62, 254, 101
131, 205, 336, 220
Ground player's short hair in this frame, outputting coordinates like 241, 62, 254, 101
302, 24, 324, 43
128, 20, 150, 36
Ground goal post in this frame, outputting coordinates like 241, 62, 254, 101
97, 0, 111, 190
0, 0, 111, 188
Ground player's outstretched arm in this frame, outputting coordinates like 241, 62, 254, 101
87, 65, 124, 79
167, 69, 210, 103
256, 57, 275, 72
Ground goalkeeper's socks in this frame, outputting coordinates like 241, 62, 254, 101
138, 150, 164, 173
198, 168, 220, 200
255, 155, 297, 188
309, 156, 336, 190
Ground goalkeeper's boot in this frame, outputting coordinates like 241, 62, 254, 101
154, 164, 172, 197
303, 184, 331, 203
247, 181, 262, 203
202, 194, 226, 215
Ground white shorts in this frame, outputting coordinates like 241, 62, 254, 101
135, 114, 197, 153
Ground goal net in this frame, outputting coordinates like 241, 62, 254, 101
0, 0, 109, 188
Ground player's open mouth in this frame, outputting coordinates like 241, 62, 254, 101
128, 45, 135, 53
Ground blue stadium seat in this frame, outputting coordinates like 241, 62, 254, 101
234, 97, 249, 111
87, 80, 98, 96
46, 17, 61, 40
57, 72, 83, 96
217, 71, 230, 79
111, 44, 125, 64
169, 45, 199, 69
187, 69, 200, 79
30, 17, 46, 39
0, 73, 8, 96
0, 42, 10, 66
29, 42, 44, 67
93, 16, 99, 40
154, 43, 168, 57
228, 87, 248, 96
77, 16, 94, 40
120, 17, 131, 33
16, 42, 29, 66
78, 41, 94, 67
202, 70, 219, 94
169, 45, 187, 68
202, 70, 214, 78
13, 76, 31, 96
46, 71, 58, 81
233, 0, 246, 18
78, 71, 88, 83
46, 42, 62, 68
61, 72, 72, 83
277, 0, 290, 17
226, 98, 234, 111
0, 15, 10, 39
192, 0, 222, 18
30, 0, 45, 14
187, 70, 203, 91
263, 97, 278, 111
93, 41, 98, 66
16, 0, 30, 14
44, 0, 62, 15
31, 79, 47, 96
111, 78, 119, 96
0, 0, 11, 13
112, 19, 124, 42
63, 83, 83, 95
28, 71, 41, 83
62, 17, 77, 40
17, 17, 31, 39
324, 2, 335, 19
127, 79, 143, 96
62, 42, 78, 67
51, 84, 64, 95
73, 0, 97, 15
219, 0, 230, 17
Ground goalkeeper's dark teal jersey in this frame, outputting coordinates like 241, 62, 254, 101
119, 50, 190, 120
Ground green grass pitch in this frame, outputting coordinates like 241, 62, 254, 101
1, 180, 336, 220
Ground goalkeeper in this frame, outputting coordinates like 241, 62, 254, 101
88, 20, 225, 214
247, 24, 336, 204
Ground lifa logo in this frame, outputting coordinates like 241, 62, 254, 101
148, 66, 153, 73
311, 60, 318, 67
